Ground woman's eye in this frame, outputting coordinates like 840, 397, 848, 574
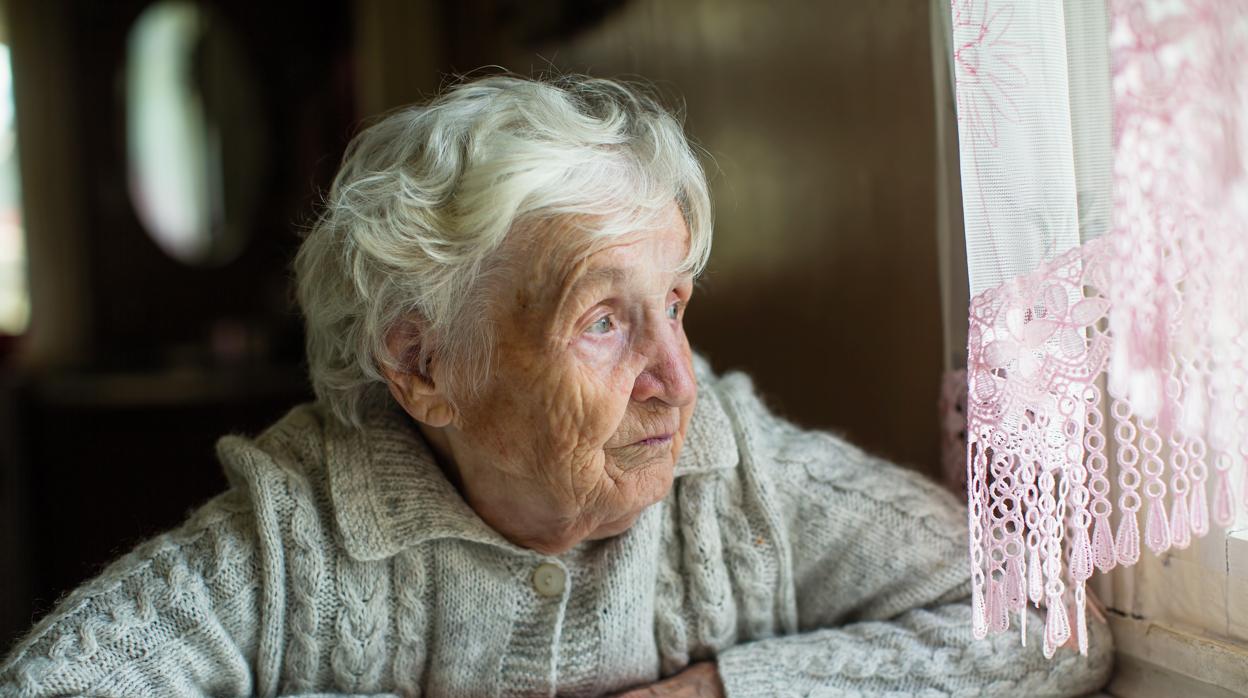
586, 315, 615, 335
666, 300, 682, 320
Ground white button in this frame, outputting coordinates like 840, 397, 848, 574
531, 562, 566, 597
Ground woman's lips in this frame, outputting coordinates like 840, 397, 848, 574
632, 434, 673, 447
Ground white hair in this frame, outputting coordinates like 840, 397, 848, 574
295, 74, 713, 428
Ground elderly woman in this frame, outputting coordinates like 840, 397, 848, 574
1, 75, 1112, 697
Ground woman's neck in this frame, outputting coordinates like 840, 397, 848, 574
417, 422, 466, 496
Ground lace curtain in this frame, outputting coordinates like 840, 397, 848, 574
935, 0, 1248, 657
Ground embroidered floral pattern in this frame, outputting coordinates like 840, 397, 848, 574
955, 0, 1248, 657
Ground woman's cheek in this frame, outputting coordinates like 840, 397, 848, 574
567, 343, 640, 445
571, 329, 627, 368
577, 330, 649, 394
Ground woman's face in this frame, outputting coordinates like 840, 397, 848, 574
431, 204, 697, 554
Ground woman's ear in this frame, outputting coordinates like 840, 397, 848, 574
381, 322, 456, 428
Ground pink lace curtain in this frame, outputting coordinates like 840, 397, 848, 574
939, 0, 1248, 657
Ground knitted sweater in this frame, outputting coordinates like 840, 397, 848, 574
0, 358, 1114, 697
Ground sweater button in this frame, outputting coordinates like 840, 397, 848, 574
531, 562, 566, 597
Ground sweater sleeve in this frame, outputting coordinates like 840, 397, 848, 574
712, 373, 1115, 696
0, 489, 262, 697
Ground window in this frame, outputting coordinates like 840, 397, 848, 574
0, 41, 26, 335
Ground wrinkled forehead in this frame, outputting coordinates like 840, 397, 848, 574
499, 203, 692, 303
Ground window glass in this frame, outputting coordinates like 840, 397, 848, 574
126, 0, 263, 266
0, 42, 26, 335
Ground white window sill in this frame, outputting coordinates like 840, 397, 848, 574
1106, 614, 1248, 698
1106, 526, 1248, 698
1227, 527, 1248, 578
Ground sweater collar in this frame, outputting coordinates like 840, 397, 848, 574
327, 355, 739, 561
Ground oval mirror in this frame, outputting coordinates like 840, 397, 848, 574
125, 0, 266, 265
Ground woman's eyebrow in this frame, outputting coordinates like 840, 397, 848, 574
558, 267, 691, 313
565, 266, 628, 298
549, 265, 627, 322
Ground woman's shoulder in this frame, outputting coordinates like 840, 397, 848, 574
213, 399, 342, 576
217, 402, 333, 487
0, 488, 261, 695
692, 357, 964, 527
0, 402, 345, 695
214, 402, 344, 545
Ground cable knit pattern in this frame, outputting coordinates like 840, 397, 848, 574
678, 475, 736, 656
0, 355, 1114, 697
716, 471, 778, 643
390, 548, 428, 697
331, 556, 390, 692
2, 491, 256, 697
283, 468, 325, 694
653, 499, 690, 677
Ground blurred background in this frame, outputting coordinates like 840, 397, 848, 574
0, 0, 948, 650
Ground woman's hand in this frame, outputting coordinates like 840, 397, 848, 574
610, 661, 724, 698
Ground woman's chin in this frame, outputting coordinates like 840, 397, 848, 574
586, 511, 644, 540
586, 476, 674, 541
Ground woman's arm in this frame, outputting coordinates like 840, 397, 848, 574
710, 372, 1114, 696
0, 490, 260, 697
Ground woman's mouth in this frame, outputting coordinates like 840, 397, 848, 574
633, 434, 673, 447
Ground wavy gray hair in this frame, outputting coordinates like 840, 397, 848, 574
295, 74, 713, 428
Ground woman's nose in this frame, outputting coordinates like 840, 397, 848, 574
630, 322, 695, 407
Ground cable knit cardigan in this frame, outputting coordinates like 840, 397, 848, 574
0, 357, 1113, 696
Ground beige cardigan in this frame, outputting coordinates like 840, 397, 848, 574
0, 357, 1113, 696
